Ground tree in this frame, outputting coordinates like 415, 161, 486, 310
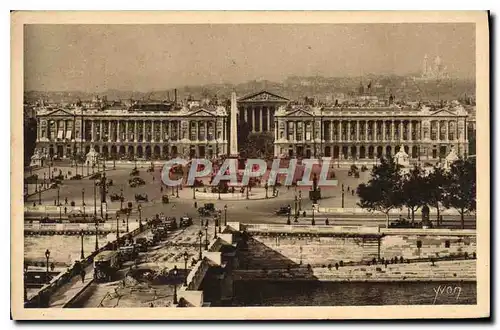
243, 132, 274, 159
356, 156, 403, 228
400, 165, 427, 222
442, 158, 476, 229
425, 165, 450, 226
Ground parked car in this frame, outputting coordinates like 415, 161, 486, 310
180, 216, 193, 228
135, 193, 148, 202
110, 193, 124, 202
129, 177, 145, 187
275, 206, 291, 216
135, 237, 148, 252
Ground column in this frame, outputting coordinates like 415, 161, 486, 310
391, 120, 395, 141
347, 121, 351, 142
260, 107, 263, 132
142, 120, 146, 142
339, 121, 342, 141
445, 121, 449, 141
365, 121, 368, 141
91, 120, 95, 142
330, 120, 334, 142
99, 120, 103, 142
160, 121, 164, 142
356, 121, 360, 141
382, 121, 386, 142
125, 121, 129, 142
134, 121, 138, 142
267, 108, 271, 132
437, 121, 441, 141
151, 121, 155, 142
108, 121, 111, 142
409, 121, 413, 141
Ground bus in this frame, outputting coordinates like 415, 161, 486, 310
93, 251, 121, 282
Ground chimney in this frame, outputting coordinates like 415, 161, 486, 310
174, 89, 177, 104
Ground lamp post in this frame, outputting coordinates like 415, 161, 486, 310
294, 195, 299, 222
138, 204, 142, 224
95, 217, 99, 251
80, 229, 85, 259
341, 184, 345, 208
224, 204, 228, 226
176, 185, 179, 198
312, 204, 315, 226
204, 223, 209, 250
44, 249, 50, 284
198, 230, 203, 260
116, 214, 120, 249
126, 212, 130, 233
183, 251, 189, 286
214, 215, 218, 239
298, 191, 302, 211
43, 172, 46, 188
57, 186, 60, 205
24, 263, 28, 302
287, 205, 291, 225
172, 265, 178, 305
38, 188, 41, 205
82, 188, 85, 216
120, 188, 124, 210
265, 182, 268, 199
193, 186, 196, 200
94, 180, 97, 216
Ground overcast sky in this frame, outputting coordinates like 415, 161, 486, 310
24, 23, 475, 92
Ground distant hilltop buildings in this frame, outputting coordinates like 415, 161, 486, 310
416, 54, 450, 81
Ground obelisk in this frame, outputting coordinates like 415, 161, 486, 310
229, 92, 239, 157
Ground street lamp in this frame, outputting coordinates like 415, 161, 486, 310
120, 188, 124, 210
24, 263, 29, 302
193, 186, 196, 200
116, 214, 120, 249
80, 229, 85, 259
341, 184, 345, 208
82, 189, 85, 217
95, 217, 99, 251
126, 212, 130, 233
214, 215, 218, 239
176, 185, 179, 198
183, 251, 189, 286
44, 249, 50, 284
224, 204, 228, 226
287, 205, 291, 225
57, 186, 60, 205
138, 204, 142, 223
94, 180, 98, 216
172, 265, 178, 305
204, 223, 209, 250
312, 204, 316, 226
198, 230, 203, 260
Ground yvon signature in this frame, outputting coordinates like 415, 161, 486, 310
433, 285, 462, 304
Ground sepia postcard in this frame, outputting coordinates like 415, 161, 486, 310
11, 10, 490, 320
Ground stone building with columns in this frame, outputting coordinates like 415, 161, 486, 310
274, 102, 470, 164
33, 102, 228, 161
237, 90, 290, 133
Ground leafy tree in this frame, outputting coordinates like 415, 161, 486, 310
442, 158, 476, 229
400, 165, 428, 222
357, 156, 403, 228
425, 165, 450, 226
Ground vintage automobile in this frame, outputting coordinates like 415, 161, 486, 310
146, 232, 161, 246
130, 168, 140, 176
135, 193, 148, 202
135, 237, 148, 252
94, 250, 121, 282
275, 206, 291, 216
119, 244, 138, 262
198, 207, 210, 216
179, 216, 193, 228
129, 177, 146, 187
162, 217, 178, 230
110, 193, 124, 202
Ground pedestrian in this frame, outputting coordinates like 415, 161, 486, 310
54, 200, 57, 206
352, 190, 354, 196
80, 268, 86, 283
194, 201, 197, 209
65, 197, 68, 205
